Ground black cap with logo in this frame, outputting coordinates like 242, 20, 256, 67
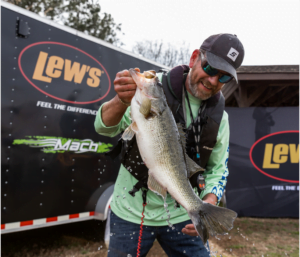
200, 33, 245, 82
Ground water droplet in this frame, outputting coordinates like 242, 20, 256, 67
183, 250, 186, 253
131, 237, 133, 239
230, 249, 232, 252
123, 187, 126, 190
164, 203, 168, 208
172, 227, 175, 230
167, 229, 169, 232
133, 232, 135, 234
229, 236, 231, 239
110, 233, 113, 236
151, 232, 154, 235
127, 254, 132, 257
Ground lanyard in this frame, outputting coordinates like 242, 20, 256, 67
183, 84, 206, 160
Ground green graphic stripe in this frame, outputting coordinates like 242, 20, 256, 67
12, 136, 113, 154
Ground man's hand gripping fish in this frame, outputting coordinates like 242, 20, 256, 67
122, 69, 237, 244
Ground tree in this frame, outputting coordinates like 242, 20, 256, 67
5, 0, 123, 45
132, 40, 191, 67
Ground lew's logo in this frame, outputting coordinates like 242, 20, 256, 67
18, 42, 111, 104
250, 131, 299, 183
13, 136, 113, 154
33, 51, 102, 88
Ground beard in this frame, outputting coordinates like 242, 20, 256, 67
188, 67, 222, 100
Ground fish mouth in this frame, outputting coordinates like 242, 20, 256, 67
129, 69, 145, 90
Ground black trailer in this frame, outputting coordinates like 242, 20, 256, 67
1, 1, 168, 233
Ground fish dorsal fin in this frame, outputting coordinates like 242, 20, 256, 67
176, 123, 186, 150
148, 173, 167, 200
185, 154, 205, 178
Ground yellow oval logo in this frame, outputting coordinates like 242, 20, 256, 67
18, 41, 111, 104
250, 131, 299, 183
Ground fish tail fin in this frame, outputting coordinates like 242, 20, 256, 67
188, 203, 237, 244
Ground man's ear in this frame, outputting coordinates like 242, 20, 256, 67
189, 49, 200, 68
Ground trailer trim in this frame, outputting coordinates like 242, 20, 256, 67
1, 211, 95, 234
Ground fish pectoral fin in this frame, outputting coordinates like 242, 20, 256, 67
148, 173, 167, 199
122, 122, 138, 141
131, 121, 139, 132
185, 154, 205, 178
139, 95, 152, 117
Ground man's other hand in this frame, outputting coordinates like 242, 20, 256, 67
181, 194, 218, 236
182, 224, 198, 236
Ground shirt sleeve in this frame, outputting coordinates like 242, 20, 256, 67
200, 111, 230, 205
94, 103, 132, 137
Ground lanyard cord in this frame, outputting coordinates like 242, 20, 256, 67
136, 188, 148, 257
183, 84, 206, 159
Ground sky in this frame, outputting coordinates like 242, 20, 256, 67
100, 0, 299, 66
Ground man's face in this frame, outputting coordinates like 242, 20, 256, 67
188, 51, 225, 100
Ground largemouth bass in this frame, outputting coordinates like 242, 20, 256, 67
122, 69, 237, 244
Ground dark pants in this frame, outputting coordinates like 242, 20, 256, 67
108, 211, 210, 257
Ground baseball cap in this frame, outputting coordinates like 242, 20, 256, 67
200, 33, 245, 82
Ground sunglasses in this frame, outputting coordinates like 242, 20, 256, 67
200, 52, 234, 83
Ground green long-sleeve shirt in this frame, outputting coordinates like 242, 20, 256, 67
94, 90, 229, 226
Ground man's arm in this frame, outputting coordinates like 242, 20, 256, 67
101, 68, 139, 127
182, 111, 230, 236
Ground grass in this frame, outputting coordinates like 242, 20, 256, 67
228, 244, 246, 249
0, 218, 298, 257
209, 217, 299, 257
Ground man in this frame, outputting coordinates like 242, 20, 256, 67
95, 33, 244, 256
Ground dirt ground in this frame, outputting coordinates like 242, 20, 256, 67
1, 217, 299, 257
